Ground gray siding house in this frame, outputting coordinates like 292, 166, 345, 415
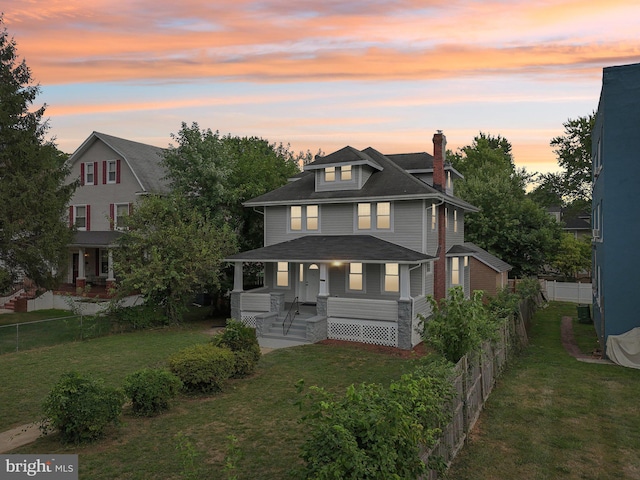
226, 131, 478, 350
65, 132, 167, 290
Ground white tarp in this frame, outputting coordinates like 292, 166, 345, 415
606, 327, 640, 369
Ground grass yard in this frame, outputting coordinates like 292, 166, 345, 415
447, 302, 640, 480
1, 322, 417, 479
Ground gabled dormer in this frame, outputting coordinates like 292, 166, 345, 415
304, 146, 383, 192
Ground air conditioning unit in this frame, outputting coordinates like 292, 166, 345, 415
592, 228, 600, 239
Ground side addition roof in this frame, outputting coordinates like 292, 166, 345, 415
461, 242, 512, 273
68, 132, 168, 194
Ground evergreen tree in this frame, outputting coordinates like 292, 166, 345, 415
0, 18, 76, 288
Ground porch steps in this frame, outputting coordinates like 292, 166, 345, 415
261, 315, 310, 343
1, 289, 36, 311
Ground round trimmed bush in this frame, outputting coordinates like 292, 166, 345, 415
123, 368, 183, 416
211, 319, 261, 377
41, 372, 125, 444
168, 343, 235, 393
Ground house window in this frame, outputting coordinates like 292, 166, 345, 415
84, 163, 94, 185
348, 263, 363, 291
446, 171, 452, 190
358, 203, 371, 230
290, 205, 319, 232
276, 262, 289, 287
357, 202, 392, 230
384, 263, 399, 292
425, 261, 432, 275
100, 249, 109, 275
325, 167, 336, 182
115, 203, 130, 229
431, 204, 436, 230
74, 205, 87, 230
340, 165, 352, 181
445, 207, 449, 230
306, 205, 318, 230
453, 209, 458, 233
107, 160, 118, 184
377, 202, 391, 229
450, 257, 461, 285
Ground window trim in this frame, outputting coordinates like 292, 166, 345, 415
113, 203, 130, 230
450, 257, 461, 286
276, 262, 289, 288
73, 205, 89, 231
383, 263, 400, 293
289, 205, 320, 232
325, 167, 336, 182
347, 262, 364, 292
356, 202, 393, 231
340, 165, 352, 181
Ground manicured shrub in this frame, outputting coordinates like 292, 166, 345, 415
168, 343, 235, 393
123, 368, 183, 416
41, 371, 125, 444
211, 319, 261, 378
108, 302, 169, 331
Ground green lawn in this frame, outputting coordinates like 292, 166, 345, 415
2, 324, 416, 479
447, 302, 640, 480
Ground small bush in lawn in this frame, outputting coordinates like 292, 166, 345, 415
168, 343, 235, 393
41, 371, 125, 444
211, 319, 261, 377
108, 302, 169, 331
123, 368, 183, 416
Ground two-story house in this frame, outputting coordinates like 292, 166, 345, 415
592, 62, 640, 363
226, 131, 479, 350
65, 132, 167, 291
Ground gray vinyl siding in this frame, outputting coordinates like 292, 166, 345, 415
424, 264, 434, 296
68, 141, 141, 231
410, 265, 422, 297
446, 207, 464, 249
264, 206, 289, 246
322, 204, 355, 234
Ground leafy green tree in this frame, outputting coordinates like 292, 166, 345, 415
528, 172, 565, 208
113, 195, 237, 323
550, 113, 595, 205
550, 233, 592, 281
0, 18, 76, 288
162, 122, 301, 252
451, 133, 561, 277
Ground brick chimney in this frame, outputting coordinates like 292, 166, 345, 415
433, 130, 447, 301
432, 130, 446, 191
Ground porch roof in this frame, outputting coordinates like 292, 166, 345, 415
69, 231, 122, 248
225, 235, 434, 264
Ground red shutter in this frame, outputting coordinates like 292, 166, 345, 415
109, 204, 114, 230
93, 161, 98, 185
80, 163, 85, 186
86, 205, 91, 231
69, 206, 74, 228
116, 159, 121, 184
102, 161, 107, 184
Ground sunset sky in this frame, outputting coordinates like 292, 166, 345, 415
4, 0, 640, 174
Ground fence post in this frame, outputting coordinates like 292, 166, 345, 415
16, 324, 19, 353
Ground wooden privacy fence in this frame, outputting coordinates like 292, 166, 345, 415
420, 299, 533, 479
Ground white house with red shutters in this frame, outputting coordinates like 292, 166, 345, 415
65, 132, 167, 290
226, 131, 481, 350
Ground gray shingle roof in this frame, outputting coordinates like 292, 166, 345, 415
463, 242, 512, 273
225, 235, 434, 263
69, 132, 168, 194
70, 231, 122, 247
245, 146, 477, 211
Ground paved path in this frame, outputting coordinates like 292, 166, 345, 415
0, 423, 42, 453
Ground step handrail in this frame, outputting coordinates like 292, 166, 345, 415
282, 297, 299, 336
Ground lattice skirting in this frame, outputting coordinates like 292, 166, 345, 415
328, 318, 398, 347
240, 312, 260, 328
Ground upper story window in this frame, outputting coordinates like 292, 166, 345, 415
450, 257, 461, 286
453, 209, 458, 233
276, 262, 289, 287
384, 263, 399, 292
81, 162, 97, 186
111, 203, 130, 230
290, 205, 319, 232
341, 165, 352, 181
446, 171, 452, 190
357, 202, 392, 231
71, 205, 90, 231
325, 167, 336, 182
106, 160, 119, 184
348, 263, 363, 291
431, 204, 437, 230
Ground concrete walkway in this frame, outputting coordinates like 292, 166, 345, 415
0, 423, 42, 453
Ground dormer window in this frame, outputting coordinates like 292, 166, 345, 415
325, 167, 336, 182
341, 165, 352, 181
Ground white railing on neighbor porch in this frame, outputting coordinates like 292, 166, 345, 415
543, 280, 592, 304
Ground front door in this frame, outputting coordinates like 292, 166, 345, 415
303, 264, 320, 304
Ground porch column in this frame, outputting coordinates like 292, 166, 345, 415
400, 264, 411, 301
77, 247, 86, 288
233, 261, 244, 292
319, 263, 329, 296
106, 249, 116, 293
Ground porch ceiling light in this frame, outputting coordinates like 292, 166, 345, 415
332, 261, 343, 267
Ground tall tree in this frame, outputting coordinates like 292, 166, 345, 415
0, 17, 76, 288
550, 113, 595, 205
452, 133, 561, 277
113, 195, 237, 323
